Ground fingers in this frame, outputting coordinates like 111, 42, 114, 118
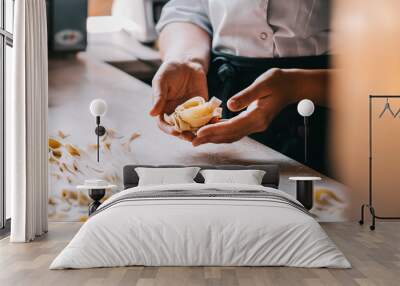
192, 122, 245, 146
227, 69, 281, 112
157, 116, 195, 142
228, 81, 271, 112
192, 94, 285, 146
149, 75, 167, 116
192, 110, 263, 146
150, 61, 208, 116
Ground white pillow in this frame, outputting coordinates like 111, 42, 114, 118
200, 169, 266, 185
135, 167, 200, 186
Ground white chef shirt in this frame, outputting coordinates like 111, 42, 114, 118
156, 0, 330, 58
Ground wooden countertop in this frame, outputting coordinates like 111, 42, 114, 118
48, 31, 350, 221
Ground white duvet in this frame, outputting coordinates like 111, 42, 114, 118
50, 183, 350, 269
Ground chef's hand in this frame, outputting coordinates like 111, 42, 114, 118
192, 68, 291, 146
150, 60, 209, 142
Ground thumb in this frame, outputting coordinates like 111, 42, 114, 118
227, 73, 275, 112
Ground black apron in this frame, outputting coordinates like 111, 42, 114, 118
207, 51, 330, 174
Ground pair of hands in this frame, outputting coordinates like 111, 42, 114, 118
150, 60, 292, 146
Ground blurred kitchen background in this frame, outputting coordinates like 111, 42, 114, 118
47, 0, 165, 84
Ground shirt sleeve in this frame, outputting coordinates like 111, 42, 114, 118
156, 0, 212, 35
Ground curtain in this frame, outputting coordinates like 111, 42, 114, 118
8, 0, 48, 242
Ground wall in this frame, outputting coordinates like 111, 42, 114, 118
330, 0, 400, 219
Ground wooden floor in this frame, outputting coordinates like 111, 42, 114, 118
0, 222, 399, 286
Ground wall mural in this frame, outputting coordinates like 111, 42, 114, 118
48, 129, 140, 221
47, 57, 349, 222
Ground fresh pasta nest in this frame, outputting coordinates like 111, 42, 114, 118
164, 96, 222, 133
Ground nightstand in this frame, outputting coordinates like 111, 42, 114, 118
77, 182, 117, 215
289, 176, 321, 210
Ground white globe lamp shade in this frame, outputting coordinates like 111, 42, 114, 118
297, 99, 315, 117
90, 99, 108, 117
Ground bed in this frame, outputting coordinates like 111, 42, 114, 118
50, 164, 350, 269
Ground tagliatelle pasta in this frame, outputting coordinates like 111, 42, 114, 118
164, 97, 222, 133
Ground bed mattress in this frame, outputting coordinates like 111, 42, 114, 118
50, 183, 350, 269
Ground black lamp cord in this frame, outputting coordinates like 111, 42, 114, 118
304, 116, 309, 164
96, 116, 100, 162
